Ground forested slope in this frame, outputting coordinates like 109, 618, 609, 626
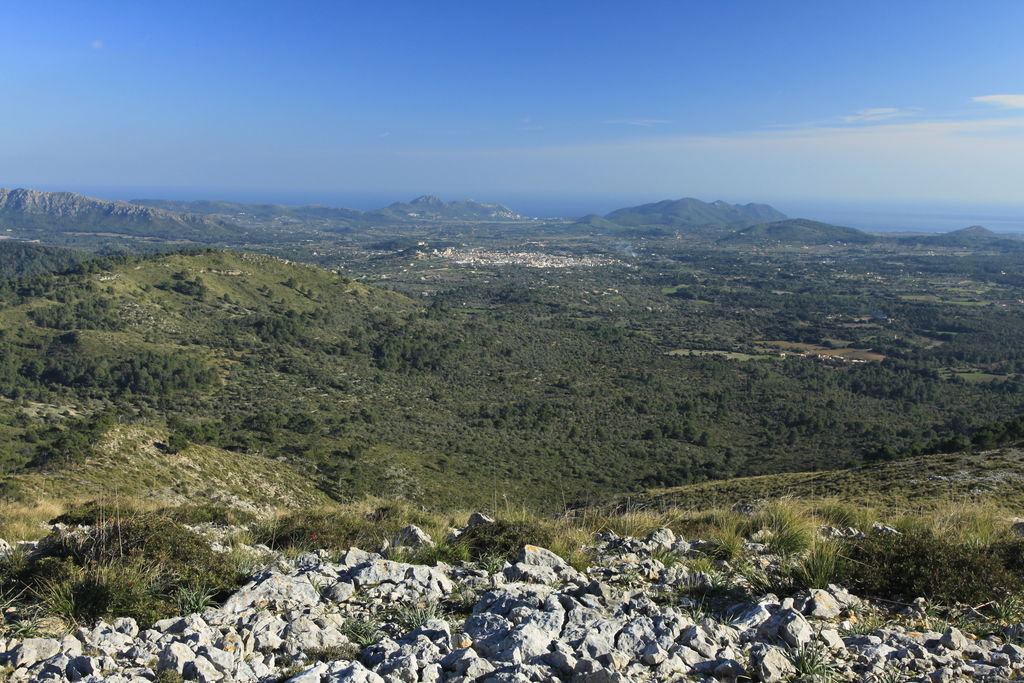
0, 249, 1022, 508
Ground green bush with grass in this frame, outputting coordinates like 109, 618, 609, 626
6, 512, 245, 626
839, 528, 1024, 604
161, 503, 258, 527
453, 520, 554, 562
251, 509, 369, 552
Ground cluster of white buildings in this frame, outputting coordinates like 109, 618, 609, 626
433, 247, 621, 268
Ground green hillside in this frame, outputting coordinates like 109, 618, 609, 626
722, 218, 875, 245
0, 241, 87, 278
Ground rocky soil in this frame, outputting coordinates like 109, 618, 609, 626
2, 517, 1022, 682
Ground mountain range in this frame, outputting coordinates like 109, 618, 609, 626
0, 187, 1019, 249
134, 194, 522, 226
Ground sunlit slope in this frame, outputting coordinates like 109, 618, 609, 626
634, 448, 1024, 512
5, 424, 331, 510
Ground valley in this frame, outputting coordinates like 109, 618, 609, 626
0, 191, 1022, 512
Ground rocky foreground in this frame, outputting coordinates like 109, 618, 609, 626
2, 518, 1023, 682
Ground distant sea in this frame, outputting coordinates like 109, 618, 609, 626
771, 201, 1024, 235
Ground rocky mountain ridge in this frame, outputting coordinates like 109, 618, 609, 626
0, 188, 241, 241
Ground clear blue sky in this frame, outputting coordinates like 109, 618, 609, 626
4, 1, 1024, 218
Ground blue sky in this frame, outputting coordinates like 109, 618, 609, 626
3, 1, 1024, 219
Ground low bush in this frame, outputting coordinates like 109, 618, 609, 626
389, 539, 470, 566
50, 500, 142, 526
453, 520, 553, 562
251, 509, 370, 551
160, 503, 258, 527
839, 528, 1023, 604
9, 512, 245, 626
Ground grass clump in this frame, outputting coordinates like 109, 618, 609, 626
342, 617, 381, 646
990, 593, 1024, 625
304, 644, 360, 662
154, 670, 185, 683
841, 608, 886, 636
174, 583, 219, 615
745, 500, 815, 557
788, 642, 842, 681
814, 501, 876, 531
791, 539, 844, 590
387, 539, 470, 566
706, 526, 744, 561
392, 600, 443, 632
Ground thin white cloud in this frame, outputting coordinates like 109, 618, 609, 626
604, 119, 672, 127
841, 107, 916, 123
391, 111, 1024, 202
90, 40, 104, 50
973, 94, 1024, 109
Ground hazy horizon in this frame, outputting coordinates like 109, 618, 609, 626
9, 182, 1024, 234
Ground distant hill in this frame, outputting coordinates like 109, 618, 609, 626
374, 195, 522, 221
574, 214, 623, 230
601, 197, 787, 229
133, 198, 368, 224
0, 188, 243, 242
0, 241, 87, 279
721, 218, 876, 245
136, 194, 523, 228
898, 225, 1024, 249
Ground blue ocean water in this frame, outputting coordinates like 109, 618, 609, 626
773, 201, 1024, 235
